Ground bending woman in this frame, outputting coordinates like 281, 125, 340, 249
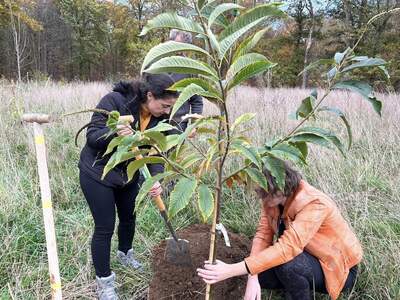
79, 73, 178, 300
197, 161, 362, 300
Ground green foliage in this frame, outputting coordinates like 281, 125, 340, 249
168, 177, 198, 219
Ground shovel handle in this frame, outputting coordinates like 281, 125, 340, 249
153, 195, 166, 211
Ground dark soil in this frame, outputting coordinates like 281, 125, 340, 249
148, 224, 251, 300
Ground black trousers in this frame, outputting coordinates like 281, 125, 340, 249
258, 251, 358, 299
80, 172, 139, 277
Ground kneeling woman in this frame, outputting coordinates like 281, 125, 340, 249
79, 73, 178, 299
197, 161, 362, 300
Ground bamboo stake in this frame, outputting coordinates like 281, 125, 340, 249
22, 113, 62, 300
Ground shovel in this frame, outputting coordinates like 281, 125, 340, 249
118, 115, 192, 267
22, 113, 62, 300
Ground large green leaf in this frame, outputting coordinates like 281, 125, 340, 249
296, 94, 316, 119
269, 143, 306, 164
227, 60, 276, 89
232, 141, 262, 168
219, 3, 284, 40
136, 171, 174, 207
198, 184, 214, 223
126, 157, 165, 181
168, 177, 198, 219
342, 57, 386, 73
145, 122, 177, 133
231, 113, 256, 131
141, 41, 211, 73
219, 18, 265, 60
318, 106, 352, 149
200, 1, 229, 28
169, 77, 221, 98
208, 3, 243, 29
291, 127, 345, 156
143, 131, 167, 151
245, 167, 268, 191
144, 56, 218, 80
102, 151, 137, 179
227, 53, 269, 81
232, 27, 269, 62
289, 141, 308, 161
170, 83, 207, 120
140, 12, 204, 36
332, 80, 382, 116
103, 136, 124, 156
263, 156, 285, 191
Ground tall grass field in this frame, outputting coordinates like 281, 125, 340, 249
0, 81, 399, 299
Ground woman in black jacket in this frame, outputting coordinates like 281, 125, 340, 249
78, 73, 178, 300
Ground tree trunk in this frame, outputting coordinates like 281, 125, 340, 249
302, 0, 315, 89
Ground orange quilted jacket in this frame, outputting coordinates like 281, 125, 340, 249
244, 180, 363, 300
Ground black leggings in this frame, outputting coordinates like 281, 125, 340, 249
258, 251, 358, 299
80, 172, 139, 277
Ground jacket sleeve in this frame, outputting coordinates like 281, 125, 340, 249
86, 94, 117, 150
250, 201, 274, 256
245, 199, 329, 275
189, 95, 203, 114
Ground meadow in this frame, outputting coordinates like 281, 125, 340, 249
0, 80, 399, 299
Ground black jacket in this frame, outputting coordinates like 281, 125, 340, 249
78, 81, 166, 188
170, 73, 203, 131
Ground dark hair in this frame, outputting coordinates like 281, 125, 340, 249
260, 159, 302, 198
131, 73, 179, 103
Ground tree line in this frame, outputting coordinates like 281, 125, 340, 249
1, 0, 399, 90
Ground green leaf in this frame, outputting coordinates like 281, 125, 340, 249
332, 80, 382, 116
168, 177, 198, 219
245, 167, 268, 191
102, 151, 137, 179
140, 12, 204, 36
232, 28, 269, 62
181, 153, 203, 168
103, 136, 124, 156
208, 3, 243, 29
141, 41, 211, 73
232, 141, 262, 168
164, 134, 181, 151
169, 77, 220, 97
143, 131, 167, 150
200, 1, 229, 28
126, 157, 165, 181
227, 60, 276, 90
170, 83, 206, 120
318, 106, 352, 149
144, 56, 218, 80
231, 113, 256, 131
291, 127, 345, 156
334, 47, 351, 64
298, 58, 334, 76
227, 53, 269, 81
263, 156, 285, 191
136, 171, 174, 207
219, 3, 285, 41
342, 57, 386, 73
289, 141, 308, 160
198, 184, 214, 223
296, 94, 315, 119
145, 122, 177, 133
269, 143, 306, 164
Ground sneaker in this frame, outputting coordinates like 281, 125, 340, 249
116, 249, 143, 270
96, 272, 118, 300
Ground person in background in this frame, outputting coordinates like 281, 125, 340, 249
79, 73, 178, 300
197, 160, 362, 300
169, 29, 203, 136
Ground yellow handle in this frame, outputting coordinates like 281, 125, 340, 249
153, 195, 166, 211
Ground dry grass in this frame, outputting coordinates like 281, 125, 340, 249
0, 81, 399, 299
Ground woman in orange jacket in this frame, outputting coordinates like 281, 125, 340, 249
197, 161, 363, 300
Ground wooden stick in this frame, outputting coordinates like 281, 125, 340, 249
31, 122, 62, 300
22, 113, 51, 124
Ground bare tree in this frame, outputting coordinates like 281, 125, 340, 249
302, 0, 315, 88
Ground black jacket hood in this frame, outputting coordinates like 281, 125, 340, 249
112, 81, 134, 97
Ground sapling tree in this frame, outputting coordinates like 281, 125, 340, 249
98, 1, 389, 299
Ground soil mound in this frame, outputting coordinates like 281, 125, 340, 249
148, 224, 251, 300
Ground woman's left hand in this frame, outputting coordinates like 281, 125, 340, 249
149, 181, 162, 197
197, 260, 241, 284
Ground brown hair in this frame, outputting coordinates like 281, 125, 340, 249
260, 159, 302, 198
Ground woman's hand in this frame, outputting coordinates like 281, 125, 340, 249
197, 260, 248, 285
149, 181, 162, 197
116, 124, 133, 136
244, 275, 261, 300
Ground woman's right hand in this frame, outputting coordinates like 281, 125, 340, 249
244, 274, 261, 300
116, 124, 133, 136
